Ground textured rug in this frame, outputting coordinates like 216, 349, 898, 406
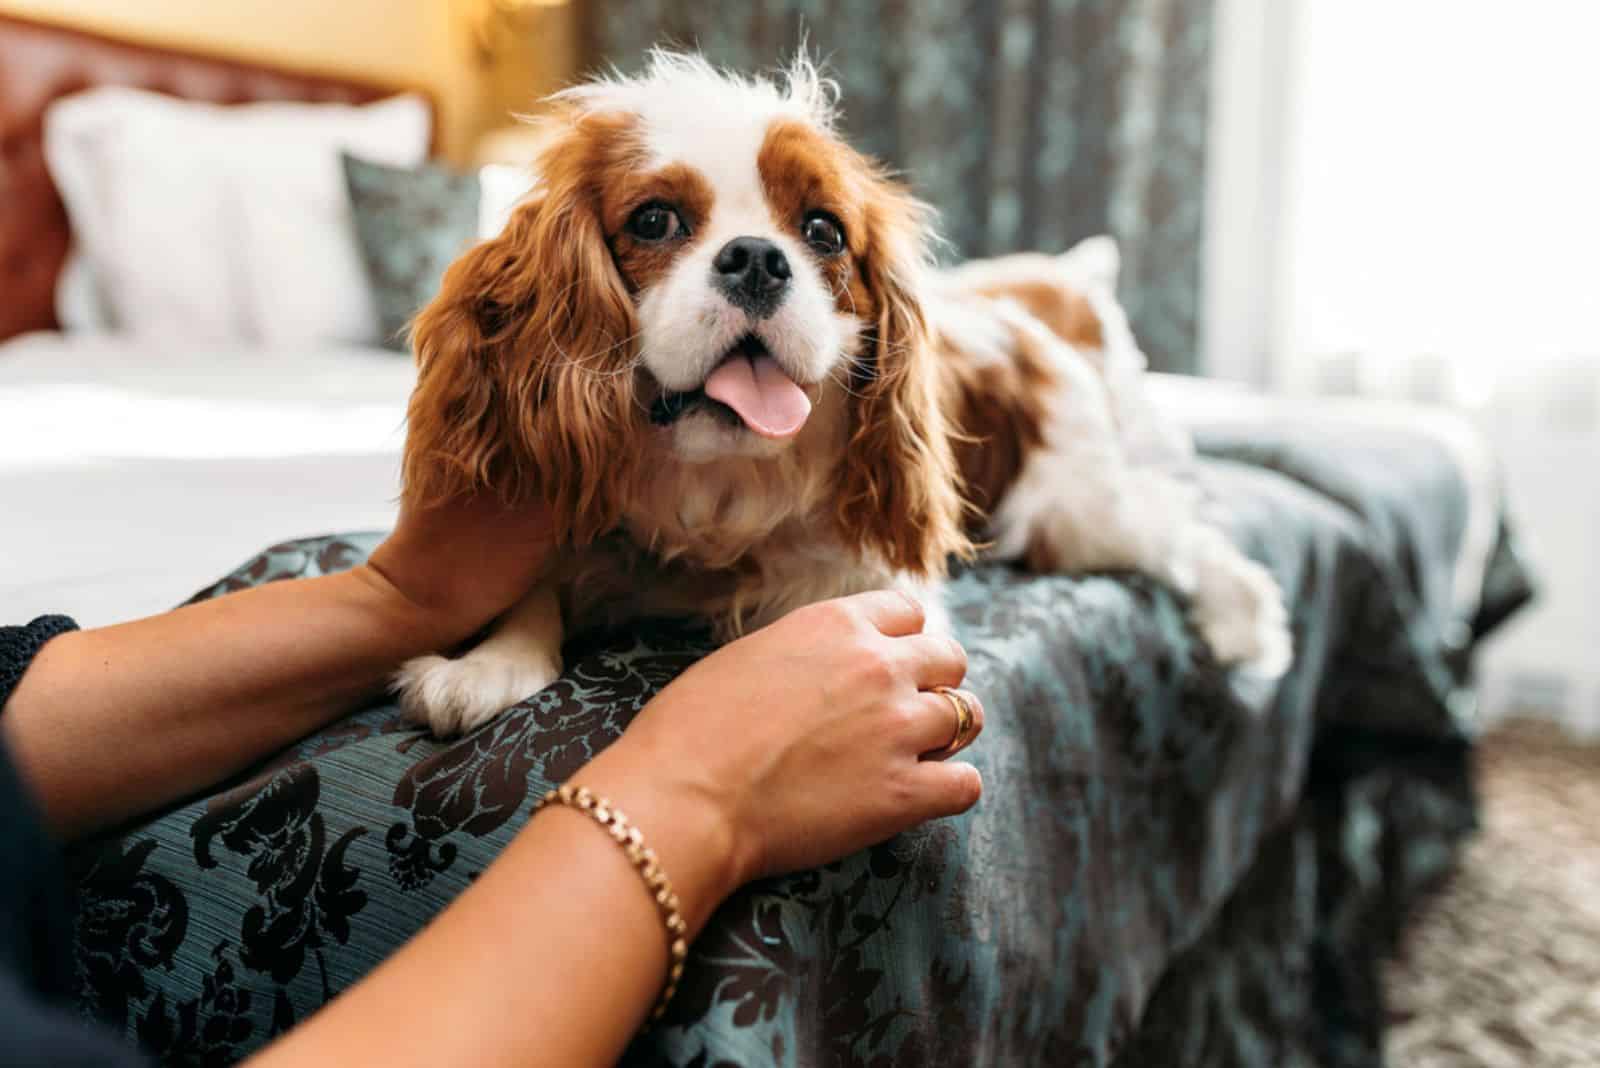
1383, 720, 1600, 1067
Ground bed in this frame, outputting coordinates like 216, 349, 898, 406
0, 332, 411, 625
0, 13, 1535, 1068
0, 13, 421, 627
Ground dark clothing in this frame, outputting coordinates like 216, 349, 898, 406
0, 617, 144, 1067
0, 617, 76, 712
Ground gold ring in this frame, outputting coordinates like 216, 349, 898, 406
932, 686, 975, 757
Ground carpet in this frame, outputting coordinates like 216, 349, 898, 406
1383, 719, 1600, 1067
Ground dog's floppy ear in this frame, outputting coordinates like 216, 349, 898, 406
402, 114, 640, 546
836, 176, 972, 577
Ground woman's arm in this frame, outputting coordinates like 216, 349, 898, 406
249, 591, 983, 1068
248, 745, 736, 1068
1, 496, 553, 839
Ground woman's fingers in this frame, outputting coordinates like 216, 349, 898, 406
912, 759, 984, 818
910, 687, 985, 758
634, 590, 991, 882
894, 632, 968, 689
839, 589, 927, 637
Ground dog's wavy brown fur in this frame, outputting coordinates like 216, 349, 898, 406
404, 108, 973, 580
402, 109, 645, 546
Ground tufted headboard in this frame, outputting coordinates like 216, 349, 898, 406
0, 13, 433, 344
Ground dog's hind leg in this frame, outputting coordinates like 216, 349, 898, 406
980, 316, 1291, 678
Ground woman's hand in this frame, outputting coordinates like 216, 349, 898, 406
580, 589, 984, 903
247, 589, 985, 1068
364, 493, 554, 648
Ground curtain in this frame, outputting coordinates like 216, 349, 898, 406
581, 0, 1215, 374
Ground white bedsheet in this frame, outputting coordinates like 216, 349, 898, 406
0, 332, 414, 626
2, 341, 1497, 636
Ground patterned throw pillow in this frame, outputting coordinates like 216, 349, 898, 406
342, 153, 481, 351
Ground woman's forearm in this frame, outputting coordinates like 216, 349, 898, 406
246, 742, 740, 1068
1, 566, 453, 838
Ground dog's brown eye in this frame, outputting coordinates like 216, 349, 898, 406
627, 202, 685, 242
802, 211, 846, 256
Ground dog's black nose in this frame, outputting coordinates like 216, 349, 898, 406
712, 236, 791, 318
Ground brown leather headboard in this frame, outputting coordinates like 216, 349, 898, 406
0, 13, 434, 343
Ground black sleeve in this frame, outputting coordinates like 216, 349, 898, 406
0, 616, 78, 713
0, 970, 149, 1068
0, 615, 147, 1065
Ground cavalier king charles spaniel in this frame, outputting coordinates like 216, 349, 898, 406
395, 52, 1292, 735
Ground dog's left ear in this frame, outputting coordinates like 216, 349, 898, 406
401, 111, 641, 546
836, 176, 971, 577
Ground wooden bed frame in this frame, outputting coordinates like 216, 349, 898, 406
0, 13, 434, 344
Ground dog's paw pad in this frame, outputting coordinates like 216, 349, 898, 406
394, 651, 563, 737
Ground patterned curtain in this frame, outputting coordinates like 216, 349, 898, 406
580, 0, 1215, 374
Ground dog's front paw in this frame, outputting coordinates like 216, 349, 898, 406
395, 649, 563, 737
1188, 545, 1293, 680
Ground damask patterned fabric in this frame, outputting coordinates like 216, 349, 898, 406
582, 0, 1214, 373
68, 409, 1530, 1066
1112, 727, 1481, 1068
341, 153, 480, 351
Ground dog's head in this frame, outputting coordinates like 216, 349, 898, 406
405, 52, 966, 575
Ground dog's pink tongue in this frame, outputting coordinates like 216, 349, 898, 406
703, 354, 811, 439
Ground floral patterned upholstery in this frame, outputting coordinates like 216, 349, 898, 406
69, 411, 1531, 1066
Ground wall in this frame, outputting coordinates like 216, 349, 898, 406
0, 0, 519, 161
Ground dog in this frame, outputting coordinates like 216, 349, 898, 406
394, 52, 1291, 736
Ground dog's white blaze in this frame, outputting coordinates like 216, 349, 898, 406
568, 56, 859, 444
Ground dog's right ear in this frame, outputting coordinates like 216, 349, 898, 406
835, 163, 972, 578
401, 113, 642, 545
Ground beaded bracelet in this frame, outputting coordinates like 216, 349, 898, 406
533, 783, 689, 1021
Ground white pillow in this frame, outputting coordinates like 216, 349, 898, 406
46, 89, 232, 339
230, 97, 431, 344
477, 163, 537, 239
45, 88, 430, 344
53, 249, 115, 332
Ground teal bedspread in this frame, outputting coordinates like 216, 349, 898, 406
70, 407, 1531, 1067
